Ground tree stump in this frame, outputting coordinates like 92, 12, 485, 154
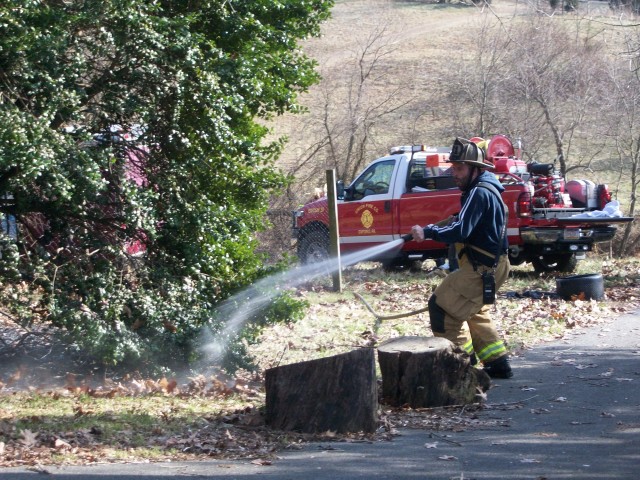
377, 336, 490, 408
265, 348, 378, 433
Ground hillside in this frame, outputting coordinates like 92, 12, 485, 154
272, 0, 629, 191
272, 0, 517, 180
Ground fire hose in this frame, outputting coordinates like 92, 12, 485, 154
352, 232, 435, 331
353, 291, 429, 323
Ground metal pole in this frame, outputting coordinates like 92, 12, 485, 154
326, 169, 342, 292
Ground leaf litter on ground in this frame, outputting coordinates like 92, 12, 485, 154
0, 257, 639, 467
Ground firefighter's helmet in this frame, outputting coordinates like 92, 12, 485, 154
448, 137, 494, 170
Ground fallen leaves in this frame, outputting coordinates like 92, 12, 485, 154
530, 408, 551, 415
0, 260, 638, 470
382, 404, 510, 432
0, 405, 282, 468
54, 438, 72, 451
52, 372, 262, 400
0, 369, 271, 469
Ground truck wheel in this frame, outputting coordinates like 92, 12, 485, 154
381, 257, 402, 271
298, 230, 329, 265
409, 260, 424, 272
382, 258, 423, 272
531, 254, 577, 274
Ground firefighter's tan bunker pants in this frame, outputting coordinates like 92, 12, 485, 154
429, 247, 510, 364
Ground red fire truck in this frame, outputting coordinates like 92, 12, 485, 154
292, 135, 632, 273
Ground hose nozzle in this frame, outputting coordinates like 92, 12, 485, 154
402, 233, 414, 242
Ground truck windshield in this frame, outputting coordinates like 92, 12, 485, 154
351, 159, 395, 200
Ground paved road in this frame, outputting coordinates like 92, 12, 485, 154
3, 310, 639, 479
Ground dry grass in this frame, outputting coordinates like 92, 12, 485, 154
1, 254, 637, 468
248, 255, 640, 373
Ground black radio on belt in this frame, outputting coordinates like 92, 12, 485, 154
482, 271, 496, 305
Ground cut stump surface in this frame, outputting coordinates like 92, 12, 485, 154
377, 336, 490, 408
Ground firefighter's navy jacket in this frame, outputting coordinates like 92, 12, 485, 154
422, 170, 508, 266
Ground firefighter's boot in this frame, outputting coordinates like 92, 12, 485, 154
469, 353, 478, 366
483, 355, 513, 379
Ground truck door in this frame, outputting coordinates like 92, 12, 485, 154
339, 158, 397, 252
399, 157, 461, 254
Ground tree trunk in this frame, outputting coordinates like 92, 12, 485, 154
265, 348, 378, 433
377, 336, 490, 408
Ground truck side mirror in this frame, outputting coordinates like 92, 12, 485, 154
336, 180, 345, 200
343, 185, 355, 201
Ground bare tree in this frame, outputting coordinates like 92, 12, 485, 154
280, 15, 419, 195
437, 13, 563, 162
501, 16, 610, 174
439, 16, 513, 140
602, 36, 640, 256
440, 10, 614, 170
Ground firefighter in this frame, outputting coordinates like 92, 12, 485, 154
410, 137, 513, 379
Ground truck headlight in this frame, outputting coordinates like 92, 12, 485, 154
292, 210, 304, 229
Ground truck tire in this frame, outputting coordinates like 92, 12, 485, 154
298, 229, 330, 265
409, 259, 424, 272
531, 254, 578, 274
381, 257, 403, 271
556, 273, 604, 300
382, 257, 423, 272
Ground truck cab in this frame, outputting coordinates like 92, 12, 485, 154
295, 145, 462, 267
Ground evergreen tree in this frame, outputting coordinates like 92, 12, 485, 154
0, 0, 332, 373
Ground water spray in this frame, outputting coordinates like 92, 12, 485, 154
199, 232, 429, 367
